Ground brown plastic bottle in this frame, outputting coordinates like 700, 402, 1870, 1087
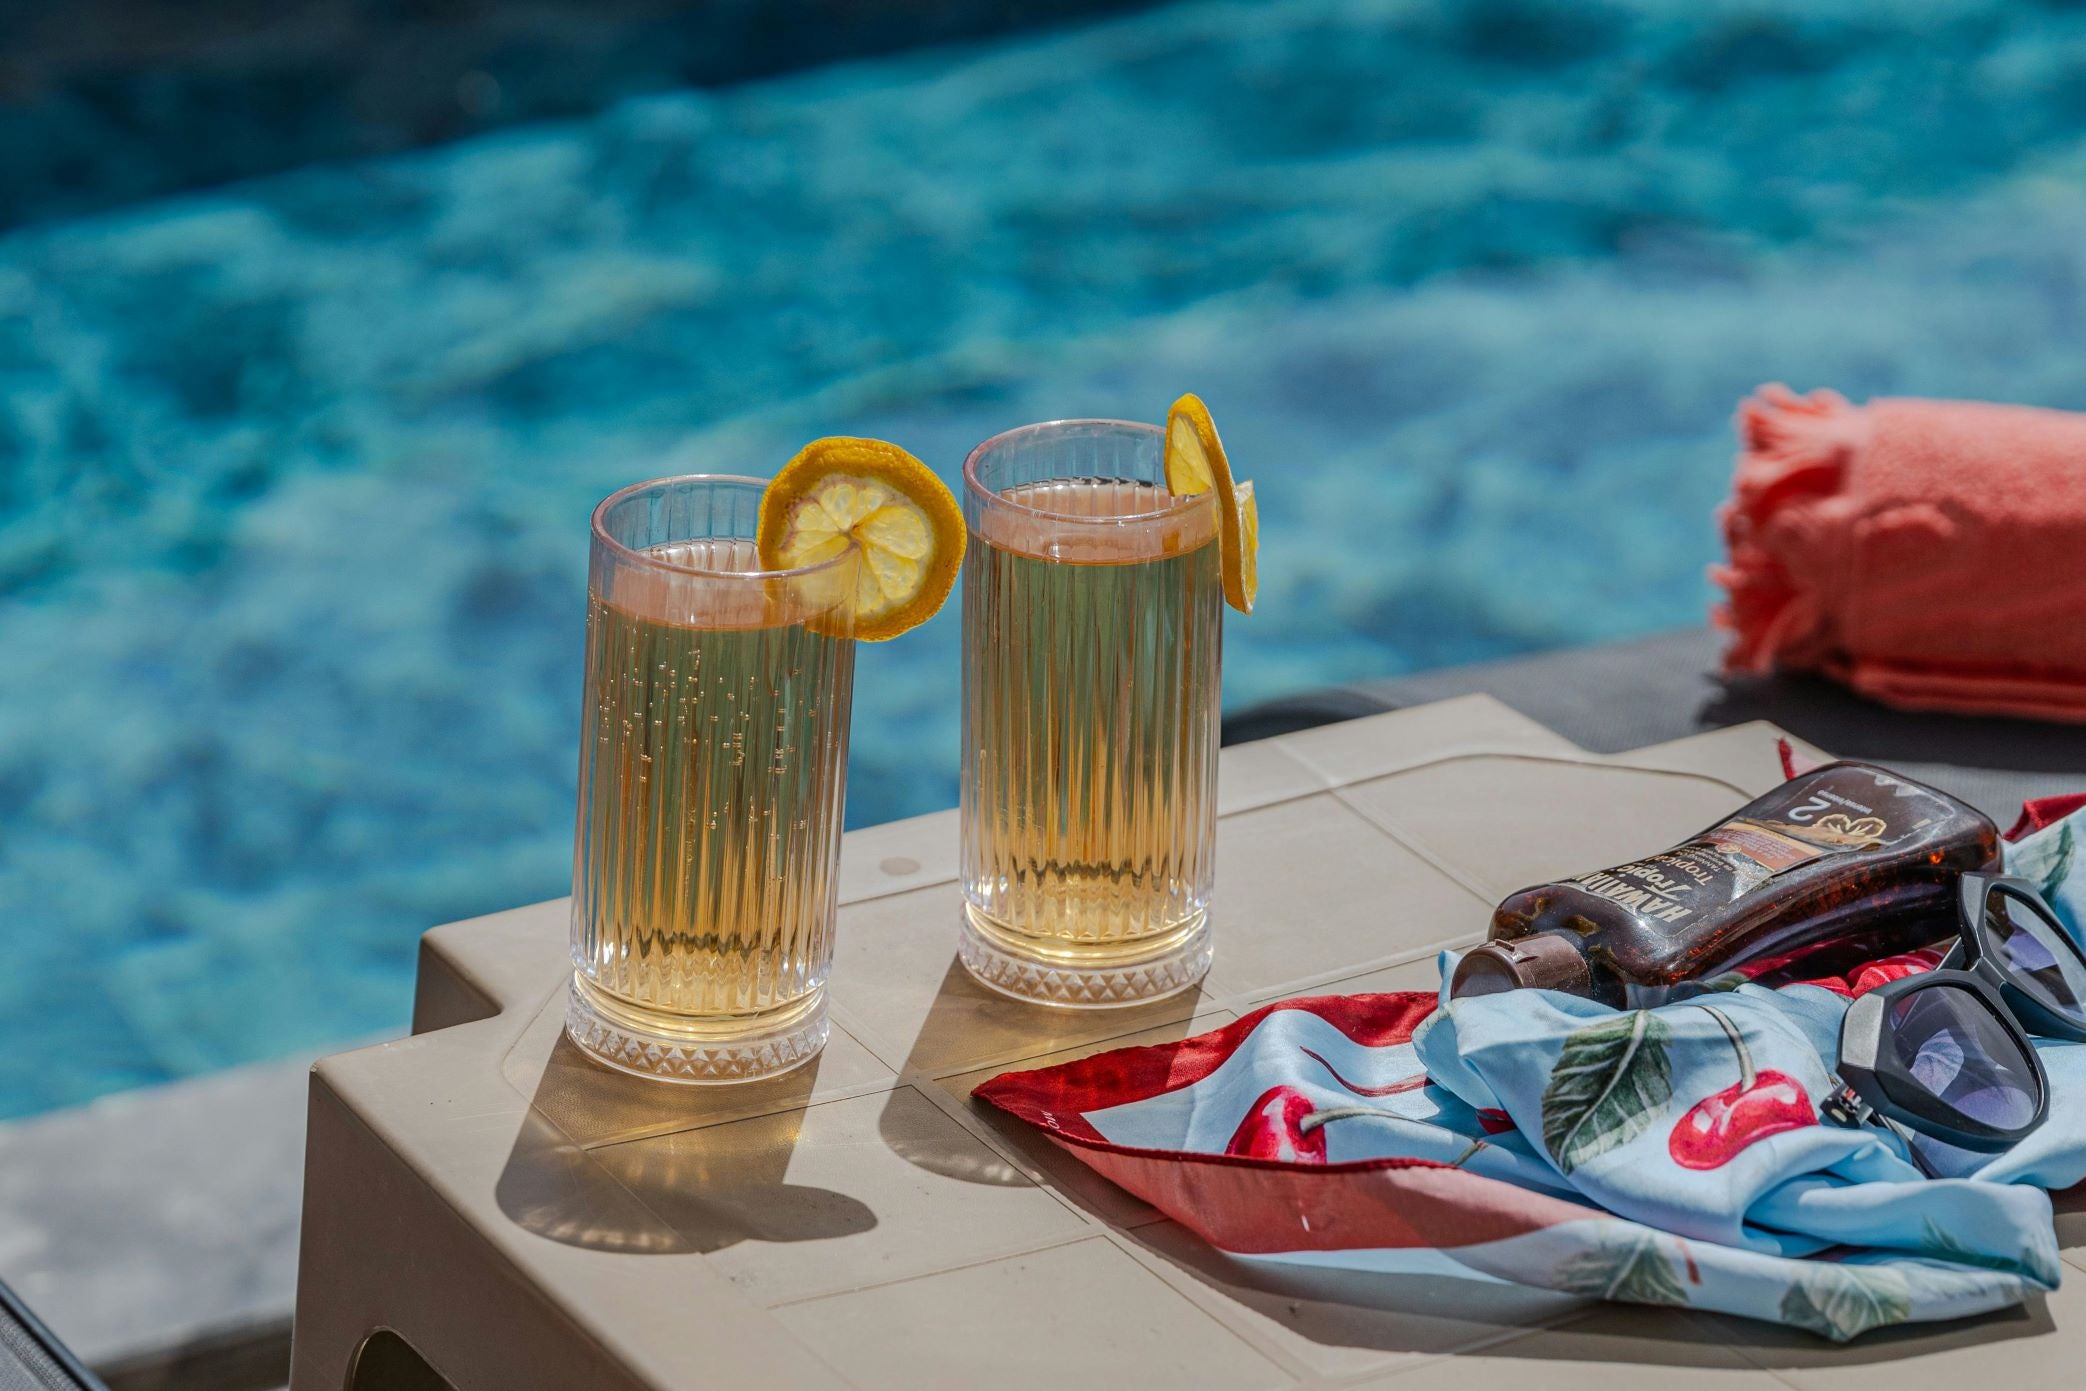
1450, 761, 2000, 1006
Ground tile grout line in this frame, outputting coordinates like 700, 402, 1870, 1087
1092, 1228, 1330, 1386
1323, 782, 1502, 905
834, 870, 961, 911
835, 984, 1212, 1077
1307, 1304, 1801, 1390
900, 1036, 1220, 1232
1697, 1309, 1837, 1389
1218, 780, 1363, 821
756, 1222, 1108, 1314
896, 1075, 1129, 1233
1229, 935, 1484, 1008
763, 1221, 1311, 1384
1276, 737, 1596, 792
575, 1071, 908, 1155
760, 1229, 1108, 1311
911, 1002, 1243, 1084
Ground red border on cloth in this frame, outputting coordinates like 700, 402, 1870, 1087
2008, 793, 2086, 843
971, 992, 1605, 1253
974, 992, 1438, 1143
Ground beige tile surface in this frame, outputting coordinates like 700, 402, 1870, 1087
1201, 794, 1489, 1000
1335, 754, 1749, 900
771, 1237, 1295, 1391
585, 1087, 1088, 1306
1246, 952, 1450, 1005
1218, 737, 1331, 814
1353, 1306, 1787, 1389
828, 880, 1210, 1075
315, 701, 2041, 1391
1273, 694, 1584, 787
838, 808, 962, 904
932, 1012, 1238, 1229
1116, 1220, 1589, 1380
499, 986, 899, 1150
1605, 722, 1828, 799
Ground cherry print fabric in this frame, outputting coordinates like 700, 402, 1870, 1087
974, 805, 2086, 1341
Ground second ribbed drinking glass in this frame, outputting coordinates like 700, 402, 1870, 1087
958, 420, 1223, 1007
567, 475, 856, 1083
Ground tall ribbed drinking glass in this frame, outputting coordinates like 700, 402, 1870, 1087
568, 475, 856, 1083
959, 421, 1222, 1007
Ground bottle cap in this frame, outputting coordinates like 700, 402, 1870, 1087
1450, 935, 1593, 998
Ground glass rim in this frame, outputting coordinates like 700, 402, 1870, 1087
590, 472, 858, 581
962, 418, 1215, 526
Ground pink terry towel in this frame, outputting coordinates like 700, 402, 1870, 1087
1713, 384, 2086, 722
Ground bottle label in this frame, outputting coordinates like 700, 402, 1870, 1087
1567, 767, 1954, 935
1702, 820, 1828, 873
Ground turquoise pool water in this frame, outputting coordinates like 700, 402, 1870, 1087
7, 0, 2086, 1117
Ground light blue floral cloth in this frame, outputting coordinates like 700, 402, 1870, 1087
1403, 810, 2086, 1338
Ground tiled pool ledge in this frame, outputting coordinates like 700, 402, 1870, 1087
0, 693, 1811, 1388
291, 700, 1829, 1388
0, 1046, 320, 1388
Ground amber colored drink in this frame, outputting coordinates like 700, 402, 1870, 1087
568, 481, 856, 1084
959, 423, 1224, 1007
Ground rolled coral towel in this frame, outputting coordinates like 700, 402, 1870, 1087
1713, 384, 2086, 721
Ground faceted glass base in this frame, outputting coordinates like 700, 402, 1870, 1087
957, 904, 1212, 1008
564, 976, 829, 1085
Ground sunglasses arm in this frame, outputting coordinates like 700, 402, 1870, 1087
1821, 1082, 1940, 1179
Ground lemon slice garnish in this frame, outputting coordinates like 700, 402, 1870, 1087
757, 437, 964, 641
1164, 394, 1257, 614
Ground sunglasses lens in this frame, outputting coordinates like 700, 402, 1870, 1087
1984, 885, 2086, 1027
1887, 984, 2040, 1132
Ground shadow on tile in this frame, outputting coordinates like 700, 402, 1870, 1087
2052, 1180, 2086, 1255
1134, 1215, 2056, 1370
493, 1039, 874, 1255
1706, 1294, 2053, 1369
926, 1009, 1237, 1225
1122, 1220, 1609, 1361
876, 957, 1209, 1187
1450, 1303, 1777, 1368
498, 988, 896, 1150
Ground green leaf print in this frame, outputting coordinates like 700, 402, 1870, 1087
1554, 1228, 1689, 1307
1778, 1264, 1913, 1342
1540, 1011, 1674, 1174
1918, 1218, 2049, 1281
2012, 819, 2076, 899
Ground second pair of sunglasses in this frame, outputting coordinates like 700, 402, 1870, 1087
1826, 874, 2086, 1155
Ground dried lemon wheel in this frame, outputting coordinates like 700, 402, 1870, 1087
757, 436, 964, 641
1163, 393, 1257, 614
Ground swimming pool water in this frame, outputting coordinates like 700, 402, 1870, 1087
6, 0, 2086, 1117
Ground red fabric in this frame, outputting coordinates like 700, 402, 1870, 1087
976, 992, 1438, 1144
2008, 793, 2086, 842
1775, 736, 1825, 780
1713, 385, 2086, 721
1847, 946, 1949, 996
972, 992, 1607, 1253
1784, 946, 1951, 998
971, 922, 2025, 1251
1069, 1138, 1602, 1254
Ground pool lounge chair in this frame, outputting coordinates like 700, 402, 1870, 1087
0, 1280, 105, 1391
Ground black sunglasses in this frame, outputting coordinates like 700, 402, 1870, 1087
1825, 875, 2086, 1156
